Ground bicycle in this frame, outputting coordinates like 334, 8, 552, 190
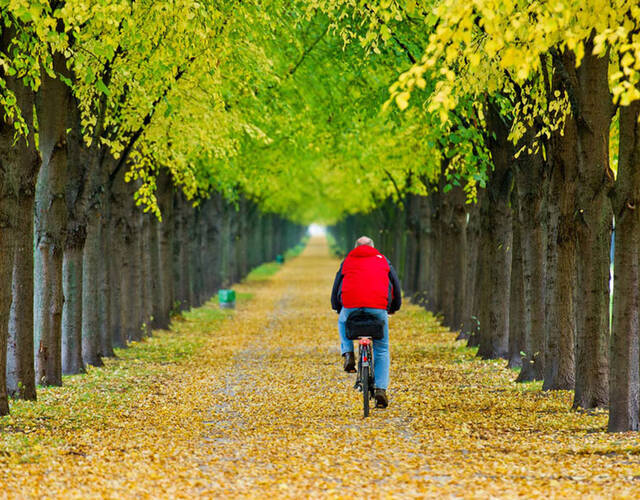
345, 309, 384, 418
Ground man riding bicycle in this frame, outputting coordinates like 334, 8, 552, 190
330, 236, 402, 408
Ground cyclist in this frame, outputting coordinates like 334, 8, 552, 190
330, 236, 402, 408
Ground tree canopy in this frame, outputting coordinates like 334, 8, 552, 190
2, 0, 640, 223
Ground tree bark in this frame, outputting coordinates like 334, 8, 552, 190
34, 243, 64, 386
60, 96, 92, 375
82, 216, 104, 366
543, 122, 577, 391
415, 195, 433, 308
109, 215, 126, 349
110, 169, 143, 342
61, 245, 85, 374
140, 213, 154, 335
451, 186, 468, 329
403, 194, 420, 297
437, 181, 466, 330
34, 150, 66, 387
188, 208, 202, 307
127, 212, 144, 341
98, 210, 115, 358
0, 219, 13, 414
608, 101, 640, 431
568, 44, 614, 409
477, 101, 513, 360
204, 199, 220, 295
427, 192, 441, 311
174, 193, 190, 309
508, 188, 525, 370
460, 201, 479, 340
34, 52, 71, 387
237, 198, 250, 280
470, 189, 490, 349
7, 194, 37, 400
0, 24, 41, 410
157, 175, 175, 327
516, 149, 547, 382
149, 215, 162, 329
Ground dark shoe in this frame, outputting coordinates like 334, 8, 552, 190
375, 389, 388, 408
342, 352, 356, 373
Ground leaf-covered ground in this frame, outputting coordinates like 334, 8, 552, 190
2, 237, 640, 498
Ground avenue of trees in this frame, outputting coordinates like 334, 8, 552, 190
3, 0, 640, 435
0, 2, 305, 416
329, 0, 640, 433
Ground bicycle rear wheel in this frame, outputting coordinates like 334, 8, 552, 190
362, 363, 370, 418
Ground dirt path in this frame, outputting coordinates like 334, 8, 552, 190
2, 236, 640, 498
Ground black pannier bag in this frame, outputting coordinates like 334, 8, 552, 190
345, 309, 385, 340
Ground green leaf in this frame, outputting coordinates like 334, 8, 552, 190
96, 79, 110, 96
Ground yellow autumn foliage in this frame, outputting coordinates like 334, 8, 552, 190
2, 237, 640, 497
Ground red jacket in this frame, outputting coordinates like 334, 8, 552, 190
331, 245, 402, 312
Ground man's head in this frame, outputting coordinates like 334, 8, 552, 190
355, 236, 374, 248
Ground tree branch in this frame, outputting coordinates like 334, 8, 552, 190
288, 24, 329, 77
109, 57, 196, 182
383, 168, 405, 203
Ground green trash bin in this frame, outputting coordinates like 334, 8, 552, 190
218, 289, 236, 309
275, 254, 284, 264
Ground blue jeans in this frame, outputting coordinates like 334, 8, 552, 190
338, 307, 389, 390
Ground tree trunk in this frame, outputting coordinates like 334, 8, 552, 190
61, 245, 84, 374
404, 194, 420, 297
477, 101, 513, 360
227, 205, 240, 284
608, 101, 640, 431
149, 215, 163, 329
508, 189, 524, 369
34, 53, 71, 387
220, 202, 233, 288
427, 192, 441, 311
414, 195, 432, 308
110, 169, 143, 343
189, 209, 202, 307
0, 26, 42, 410
157, 173, 175, 328
471, 189, 490, 349
140, 213, 154, 335
34, 243, 64, 386
174, 193, 189, 309
451, 186, 467, 329
109, 216, 126, 349
237, 199, 250, 280
183, 200, 195, 307
82, 216, 104, 366
437, 180, 455, 326
127, 213, 144, 341
7, 193, 37, 400
543, 123, 577, 391
0, 218, 13, 414
34, 167, 66, 387
569, 44, 614, 409
98, 210, 115, 358
460, 201, 480, 339
437, 181, 466, 330
206, 199, 221, 294
516, 149, 547, 382
60, 95, 93, 375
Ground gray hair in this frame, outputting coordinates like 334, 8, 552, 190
355, 236, 374, 248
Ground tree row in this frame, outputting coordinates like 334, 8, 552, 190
2, 161, 303, 415
332, 82, 638, 432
